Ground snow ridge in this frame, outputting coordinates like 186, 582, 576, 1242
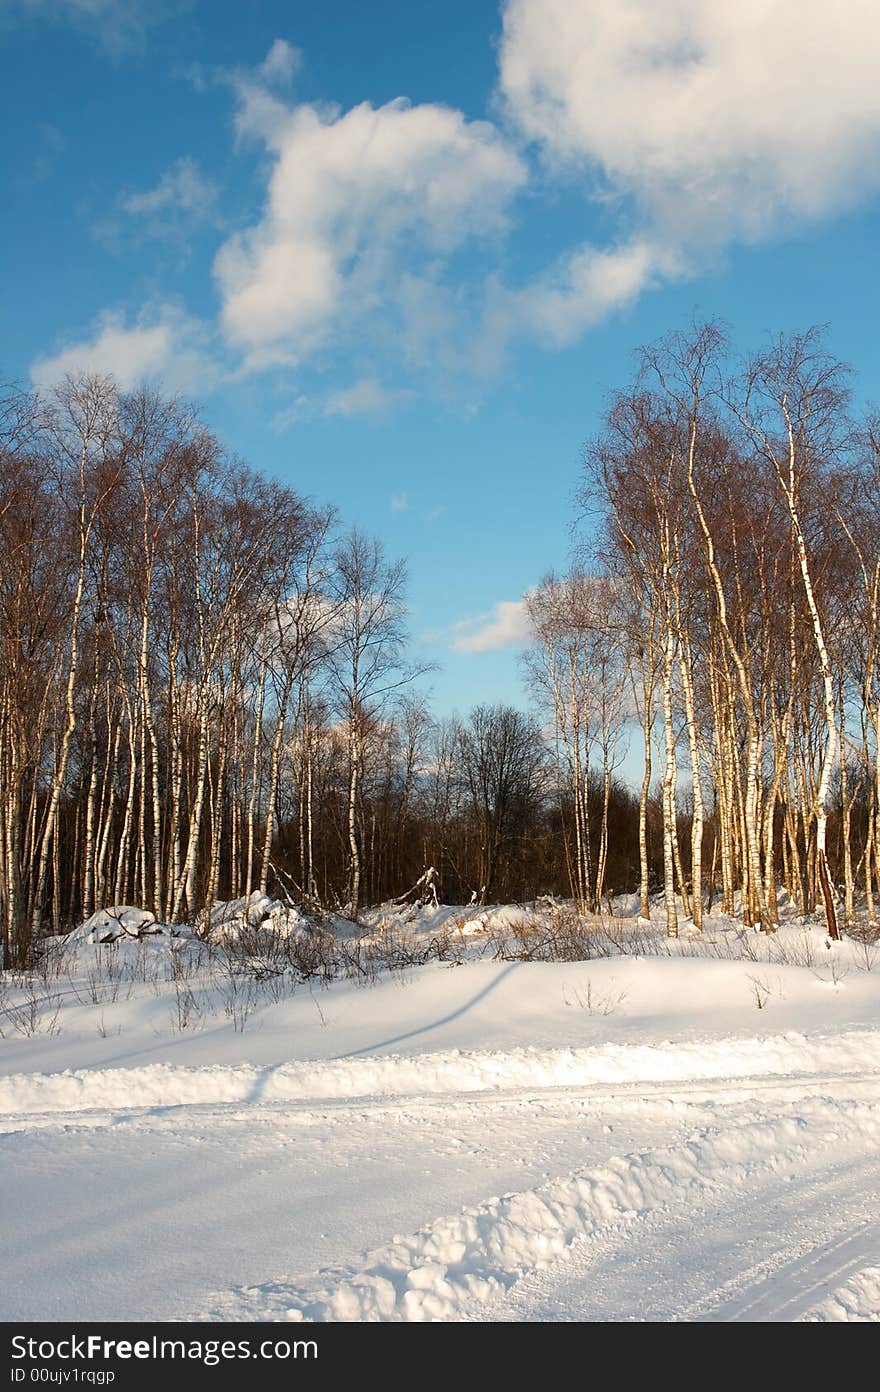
203, 1097, 879, 1322
3, 1030, 880, 1118
801, 1267, 880, 1321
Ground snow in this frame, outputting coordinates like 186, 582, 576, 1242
2, 1028, 880, 1117
207, 1099, 879, 1322
206, 891, 314, 939
2, 900, 880, 1322
55, 893, 314, 950
64, 905, 166, 944
803, 1267, 880, 1321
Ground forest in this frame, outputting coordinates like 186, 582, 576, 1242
1, 323, 879, 966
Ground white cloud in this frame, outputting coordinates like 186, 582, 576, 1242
213, 52, 526, 369
498, 0, 880, 245
478, 237, 673, 372
33, 8, 880, 408
13, 0, 135, 20
215, 7, 880, 381
390, 493, 409, 513
452, 597, 535, 654
8, 0, 177, 52
271, 378, 411, 428
98, 157, 220, 252
32, 123, 65, 182
207, 33, 687, 382
258, 38, 300, 87
30, 306, 218, 393
325, 379, 410, 418
270, 395, 311, 431
122, 156, 217, 221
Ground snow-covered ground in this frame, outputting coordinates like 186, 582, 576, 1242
2, 897, 879, 1322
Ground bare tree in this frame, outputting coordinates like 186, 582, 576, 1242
325, 529, 420, 920
458, 704, 546, 903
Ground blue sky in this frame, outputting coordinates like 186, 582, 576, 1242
4, 0, 880, 718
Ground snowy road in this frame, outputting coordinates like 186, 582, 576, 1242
477, 1124, 880, 1322
0, 1082, 705, 1321
3, 1041, 879, 1322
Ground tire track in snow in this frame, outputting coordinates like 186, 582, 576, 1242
3, 1028, 880, 1118
197, 1095, 880, 1322
710, 1223, 880, 1321
800, 1263, 880, 1320
4, 1069, 880, 1138
484, 1136, 880, 1323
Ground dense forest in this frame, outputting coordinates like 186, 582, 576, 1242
1, 323, 879, 965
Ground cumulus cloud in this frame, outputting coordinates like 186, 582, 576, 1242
219, 7, 880, 380
498, 0, 880, 245
30, 8, 880, 402
30, 306, 218, 393
452, 598, 535, 654
213, 51, 526, 369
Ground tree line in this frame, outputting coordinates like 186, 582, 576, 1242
0, 374, 640, 965
568, 323, 880, 940
1, 321, 877, 962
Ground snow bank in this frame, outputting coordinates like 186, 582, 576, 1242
62, 906, 173, 945
49, 893, 315, 960
802, 1267, 880, 1321
206, 892, 313, 940
357, 900, 515, 939
205, 1096, 879, 1321
3, 1028, 880, 1118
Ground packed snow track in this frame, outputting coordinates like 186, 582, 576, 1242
3, 1034, 879, 1322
